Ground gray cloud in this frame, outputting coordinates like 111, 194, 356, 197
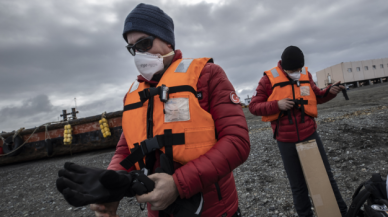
0, 0, 387, 131
0, 94, 58, 131
0, 94, 53, 117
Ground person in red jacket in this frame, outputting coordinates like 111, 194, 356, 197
249, 46, 347, 217
90, 3, 250, 217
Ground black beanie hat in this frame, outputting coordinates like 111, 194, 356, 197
123, 3, 175, 49
281, 46, 304, 70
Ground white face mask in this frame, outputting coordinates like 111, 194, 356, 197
134, 51, 175, 81
288, 72, 301, 80
286, 71, 301, 81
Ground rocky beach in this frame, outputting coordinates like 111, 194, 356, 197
1, 82, 387, 217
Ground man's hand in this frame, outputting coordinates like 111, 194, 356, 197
136, 173, 179, 211
329, 81, 346, 95
277, 98, 295, 111
90, 201, 120, 217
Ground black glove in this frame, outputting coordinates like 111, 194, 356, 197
332, 82, 349, 100
56, 162, 154, 207
156, 154, 203, 217
129, 169, 156, 196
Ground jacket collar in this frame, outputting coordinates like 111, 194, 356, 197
137, 50, 183, 84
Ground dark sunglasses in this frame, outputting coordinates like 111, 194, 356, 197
126, 36, 155, 56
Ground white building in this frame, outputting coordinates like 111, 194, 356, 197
244, 95, 252, 105
316, 58, 388, 89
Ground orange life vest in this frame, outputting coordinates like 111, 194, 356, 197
262, 66, 317, 122
121, 58, 217, 171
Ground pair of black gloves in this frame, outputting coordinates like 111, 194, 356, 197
56, 162, 154, 206
56, 154, 203, 217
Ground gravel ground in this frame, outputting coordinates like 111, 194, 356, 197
1, 82, 388, 217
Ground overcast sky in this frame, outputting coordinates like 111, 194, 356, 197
0, 0, 387, 131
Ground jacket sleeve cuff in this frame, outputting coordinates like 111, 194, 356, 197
273, 100, 280, 113
173, 173, 185, 199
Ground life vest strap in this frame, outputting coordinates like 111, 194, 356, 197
272, 80, 310, 89
169, 85, 197, 95
123, 85, 198, 112
294, 98, 308, 123
130, 143, 146, 169
273, 111, 285, 139
120, 130, 185, 170
272, 98, 309, 140
276, 98, 308, 124
278, 110, 294, 124
121, 145, 144, 170
140, 85, 197, 102
163, 129, 175, 173
273, 110, 293, 139
138, 86, 161, 102
123, 102, 143, 111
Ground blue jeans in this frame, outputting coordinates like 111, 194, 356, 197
277, 131, 348, 217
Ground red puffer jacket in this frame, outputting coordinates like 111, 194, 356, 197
249, 61, 337, 143
108, 50, 250, 217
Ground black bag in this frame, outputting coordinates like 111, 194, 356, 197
363, 198, 388, 217
346, 173, 388, 217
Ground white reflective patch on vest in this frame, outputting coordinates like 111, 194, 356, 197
271, 68, 279, 78
164, 98, 190, 122
175, 59, 194, 73
301, 67, 307, 75
300, 86, 310, 96
129, 80, 139, 93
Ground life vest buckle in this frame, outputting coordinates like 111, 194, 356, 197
159, 84, 169, 102
296, 80, 300, 87
138, 86, 170, 103
139, 88, 151, 102
142, 137, 161, 154
141, 168, 149, 176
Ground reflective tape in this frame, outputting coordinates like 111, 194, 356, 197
271, 68, 279, 78
129, 80, 140, 93
301, 67, 307, 75
175, 59, 194, 73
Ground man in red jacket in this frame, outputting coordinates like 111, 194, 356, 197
249, 46, 347, 217
90, 3, 250, 217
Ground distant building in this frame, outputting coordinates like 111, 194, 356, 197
316, 57, 388, 89
244, 95, 252, 105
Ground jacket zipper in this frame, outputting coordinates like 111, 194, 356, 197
291, 84, 300, 142
146, 96, 154, 139
215, 182, 222, 201
145, 96, 156, 171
